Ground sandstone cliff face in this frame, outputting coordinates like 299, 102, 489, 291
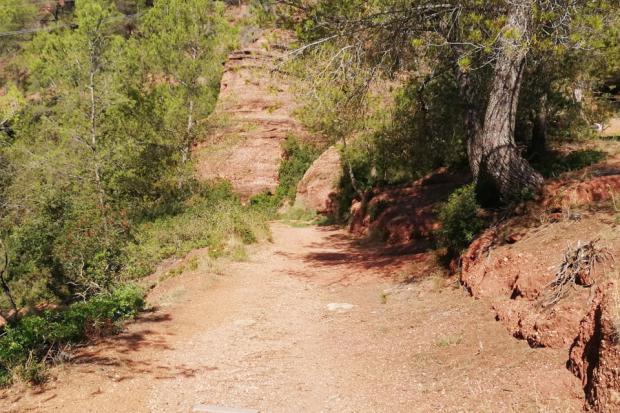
195, 30, 311, 199
294, 146, 341, 214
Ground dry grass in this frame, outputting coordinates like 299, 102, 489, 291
609, 274, 620, 343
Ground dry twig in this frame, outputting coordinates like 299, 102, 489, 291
541, 239, 613, 307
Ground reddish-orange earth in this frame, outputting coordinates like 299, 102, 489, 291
460, 141, 620, 411
349, 168, 469, 245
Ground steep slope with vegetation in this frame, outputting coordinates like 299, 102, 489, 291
0, 0, 271, 384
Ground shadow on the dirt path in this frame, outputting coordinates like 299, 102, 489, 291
64, 310, 216, 381
279, 225, 436, 285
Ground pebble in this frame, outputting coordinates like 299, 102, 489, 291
326, 303, 354, 312
233, 318, 257, 327
192, 405, 259, 413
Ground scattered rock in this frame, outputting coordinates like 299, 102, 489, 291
505, 232, 525, 244
192, 404, 259, 413
326, 303, 355, 313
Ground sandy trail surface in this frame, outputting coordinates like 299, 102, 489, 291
0, 223, 583, 412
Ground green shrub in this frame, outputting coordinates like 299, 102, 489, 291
277, 136, 320, 202
0, 284, 144, 386
249, 190, 281, 216
369, 199, 390, 222
437, 184, 485, 254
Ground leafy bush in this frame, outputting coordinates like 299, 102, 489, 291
369, 199, 390, 222
437, 184, 485, 254
277, 136, 320, 201
0, 284, 144, 386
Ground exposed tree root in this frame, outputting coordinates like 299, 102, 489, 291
541, 239, 613, 308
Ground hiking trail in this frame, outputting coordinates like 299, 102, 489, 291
0, 223, 582, 412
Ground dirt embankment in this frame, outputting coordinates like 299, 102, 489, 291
348, 168, 469, 246
195, 29, 315, 199
460, 144, 620, 411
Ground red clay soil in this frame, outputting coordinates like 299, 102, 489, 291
568, 283, 620, 412
194, 29, 315, 199
0, 224, 583, 412
349, 168, 469, 245
460, 142, 620, 411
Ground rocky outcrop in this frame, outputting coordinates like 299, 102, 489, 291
568, 283, 620, 412
294, 146, 341, 214
195, 29, 314, 199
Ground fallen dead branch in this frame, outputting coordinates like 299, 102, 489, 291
541, 239, 614, 308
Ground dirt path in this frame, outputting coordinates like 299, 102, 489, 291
0, 223, 583, 412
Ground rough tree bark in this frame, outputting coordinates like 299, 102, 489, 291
468, 1, 543, 200
529, 93, 548, 160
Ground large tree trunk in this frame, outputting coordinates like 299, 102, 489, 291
469, 1, 543, 200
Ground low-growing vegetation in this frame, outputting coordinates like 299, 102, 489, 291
125, 181, 270, 280
0, 285, 144, 386
535, 149, 607, 178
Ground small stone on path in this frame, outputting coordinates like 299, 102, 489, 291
326, 303, 354, 312
192, 404, 259, 413
233, 318, 257, 327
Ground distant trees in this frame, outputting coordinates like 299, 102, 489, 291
140, 0, 236, 162
0, 0, 38, 54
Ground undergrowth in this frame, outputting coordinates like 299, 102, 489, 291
437, 184, 485, 255
534, 149, 606, 178
0, 179, 274, 387
125, 180, 270, 279
0, 285, 144, 386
